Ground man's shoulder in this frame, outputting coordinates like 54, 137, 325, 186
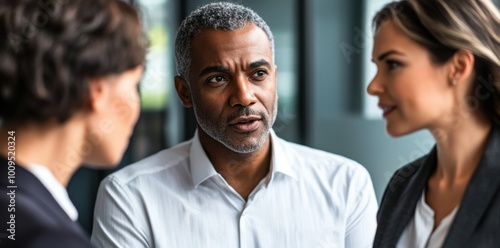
276, 137, 368, 176
105, 139, 192, 187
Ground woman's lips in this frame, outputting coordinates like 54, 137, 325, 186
379, 104, 396, 118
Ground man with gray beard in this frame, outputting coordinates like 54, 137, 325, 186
91, 2, 378, 248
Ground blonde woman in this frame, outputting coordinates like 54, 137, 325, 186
368, 0, 500, 247
0, 0, 146, 247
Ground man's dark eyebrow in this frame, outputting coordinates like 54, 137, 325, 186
372, 50, 404, 62
198, 66, 230, 78
249, 59, 271, 69
198, 60, 271, 77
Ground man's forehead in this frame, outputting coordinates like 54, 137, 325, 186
190, 25, 272, 56
191, 22, 268, 38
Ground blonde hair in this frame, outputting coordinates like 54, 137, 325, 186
373, 0, 500, 124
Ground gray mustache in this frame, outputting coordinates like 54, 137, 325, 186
227, 108, 266, 123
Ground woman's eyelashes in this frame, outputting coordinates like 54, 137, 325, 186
136, 82, 141, 93
386, 59, 403, 71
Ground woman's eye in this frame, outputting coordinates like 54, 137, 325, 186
386, 60, 401, 70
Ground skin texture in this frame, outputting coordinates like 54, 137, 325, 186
368, 21, 492, 229
368, 21, 453, 137
85, 66, 143, 166
174, 23, 278, 200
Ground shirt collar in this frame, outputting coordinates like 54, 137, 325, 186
189, 129, 298, 188
27, 164, 79, 221
268, 129, 298, 182
189, 130, 219, 188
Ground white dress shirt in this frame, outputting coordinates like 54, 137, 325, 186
28, 164, 79, 221
397, 191, 459, 248
91, 130, 378, 248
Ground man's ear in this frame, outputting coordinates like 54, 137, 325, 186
174, 76, 193, 108
88, 77, 109, 112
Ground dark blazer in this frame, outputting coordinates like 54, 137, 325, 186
374, 125, 500, 248
0, 156, 93, 248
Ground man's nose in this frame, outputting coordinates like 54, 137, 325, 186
229, 76, 257, 107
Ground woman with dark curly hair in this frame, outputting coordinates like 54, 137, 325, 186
368, 0, 500, 247
0, 0, 147, 247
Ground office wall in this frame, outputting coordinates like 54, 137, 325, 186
310, 0, 365, 117
308, 0, 435, 200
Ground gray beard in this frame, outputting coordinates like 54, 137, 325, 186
193, 96, 278, 153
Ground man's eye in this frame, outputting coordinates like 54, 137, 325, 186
251, 70, 267, 80
207, 76, 227, 83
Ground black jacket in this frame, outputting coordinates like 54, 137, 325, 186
0, 156, 93, 248
374, 125, 500, 248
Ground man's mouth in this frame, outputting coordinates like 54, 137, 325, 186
229, 116, 261, 132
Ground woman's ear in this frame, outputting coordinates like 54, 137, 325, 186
174, 76, 193, 108
449, 50, 475, 85
88, 77, 110, 112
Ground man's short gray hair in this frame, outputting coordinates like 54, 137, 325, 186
174, 2, 275, 79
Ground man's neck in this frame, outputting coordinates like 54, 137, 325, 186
198, 130, 272, 201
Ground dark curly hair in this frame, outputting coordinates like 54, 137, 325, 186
0, 0, 147, 125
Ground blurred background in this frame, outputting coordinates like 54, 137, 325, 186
66, 0, 500, 235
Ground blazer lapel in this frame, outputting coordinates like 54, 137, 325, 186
443, 126, 500, 247
1, 157, 86, 234
382, 149, 437, 247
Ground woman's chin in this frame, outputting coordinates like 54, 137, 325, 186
386, 125, 415, 138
